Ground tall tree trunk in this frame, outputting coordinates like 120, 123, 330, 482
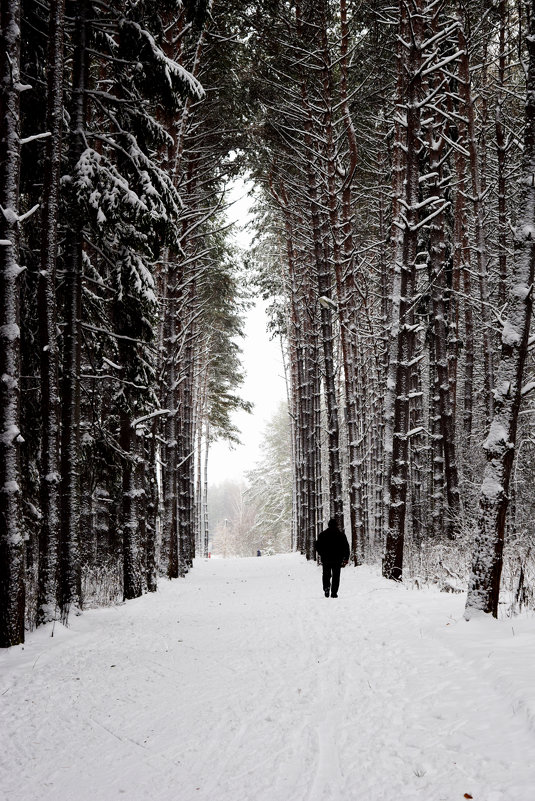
178, 329, 195, 574
163, 263, 179, 579
312, 327, 324, 552
296, 0, 344, 530
376, 171, 390, 549
202, 420, 210, 558
37, 0, 66, 626
59, 0, 88, 618
274, 180, 322, 557
0, 0, 25, 647
408, 363, 424, 548
303, 311, 317, 560
120, 411, 142, 600
496, 0, 508, 309
383, 0, 424, 581
310, 184, 344, 525
145, 424, 158, 592
338, 0, 363, 559
452, 138, 475, 448
457, 14, 494, 423
426, 122, 460, 537
382, 7, 407, 565
277, 192, 304, 554
465, 3, 535, 618
429, 329, 445, 538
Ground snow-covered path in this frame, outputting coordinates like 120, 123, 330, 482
2, 554, 535, 801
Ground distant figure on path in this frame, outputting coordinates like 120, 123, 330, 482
315, 518, 350, 598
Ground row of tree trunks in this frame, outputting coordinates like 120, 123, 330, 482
465, 0, 535, 618
303, 145, 344, 527
1, 0, 252, 643
251, 0, 534, 619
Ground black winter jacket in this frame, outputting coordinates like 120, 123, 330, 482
315, 526, 350, 564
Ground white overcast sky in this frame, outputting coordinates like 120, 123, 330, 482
207, 178, 288, 486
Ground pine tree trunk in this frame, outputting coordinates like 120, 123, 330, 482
304, 314, 316, 559
163, 269, 179, 579
312, 329, 323, 552
296, 1, 344, 530
465, 4, 535, 618
120, 411, 142, 600
452, 140, 475, 448
308, 183, 344, 526
382, 9, 407, 565
429, 330, 445, 538
59, 0, 88, 618
37, 0, 66, 626
308, 331, 324, 542
457, 17, 494, 424
0, 0, 25, 647
339, 0, 365, 560
426, 124, 460, 537
383, 0, 424, 581
320, 0, 357, 548
136, 441, 147, 590
274, 182, 319, 557
145, 422, 158, 592
496, 0, 508, 308
408, 363, 424, 548
376, 178, 390, 549
178, 331, 195, 574
202, 421, 210, 558
280, 201, 303, 554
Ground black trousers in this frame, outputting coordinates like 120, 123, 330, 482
322, 562, 341, 595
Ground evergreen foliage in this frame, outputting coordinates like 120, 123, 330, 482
246, 402, 292, 555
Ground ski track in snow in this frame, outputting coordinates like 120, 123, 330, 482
2, 554, 535, 801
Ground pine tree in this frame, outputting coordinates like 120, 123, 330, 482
0, 0, 25, 647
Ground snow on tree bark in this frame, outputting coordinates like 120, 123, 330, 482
457, 15, 494, 425
59, 0, 88, 617
495, 0, 509, 309
296, 2, 344, 530
0, 0, 25, 647
425, 95, 461, 538
37, 0, 66, 626
323, 0, 364, 562
383, 0, 424, 581
465, 2, 535, 618
452, 122, 475, 450
120, 408, 143, 601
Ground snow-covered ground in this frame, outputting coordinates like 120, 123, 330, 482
2, 554, 535, 801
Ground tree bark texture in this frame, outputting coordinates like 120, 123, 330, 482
59, 0, 88, 617
37, 0, 66, 625
383, 0, 424, 581
465, 3, 535, 618
457, 15, 494, 424
0, 0, 25, 647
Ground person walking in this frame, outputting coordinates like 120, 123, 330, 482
314, 518, 350, 598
